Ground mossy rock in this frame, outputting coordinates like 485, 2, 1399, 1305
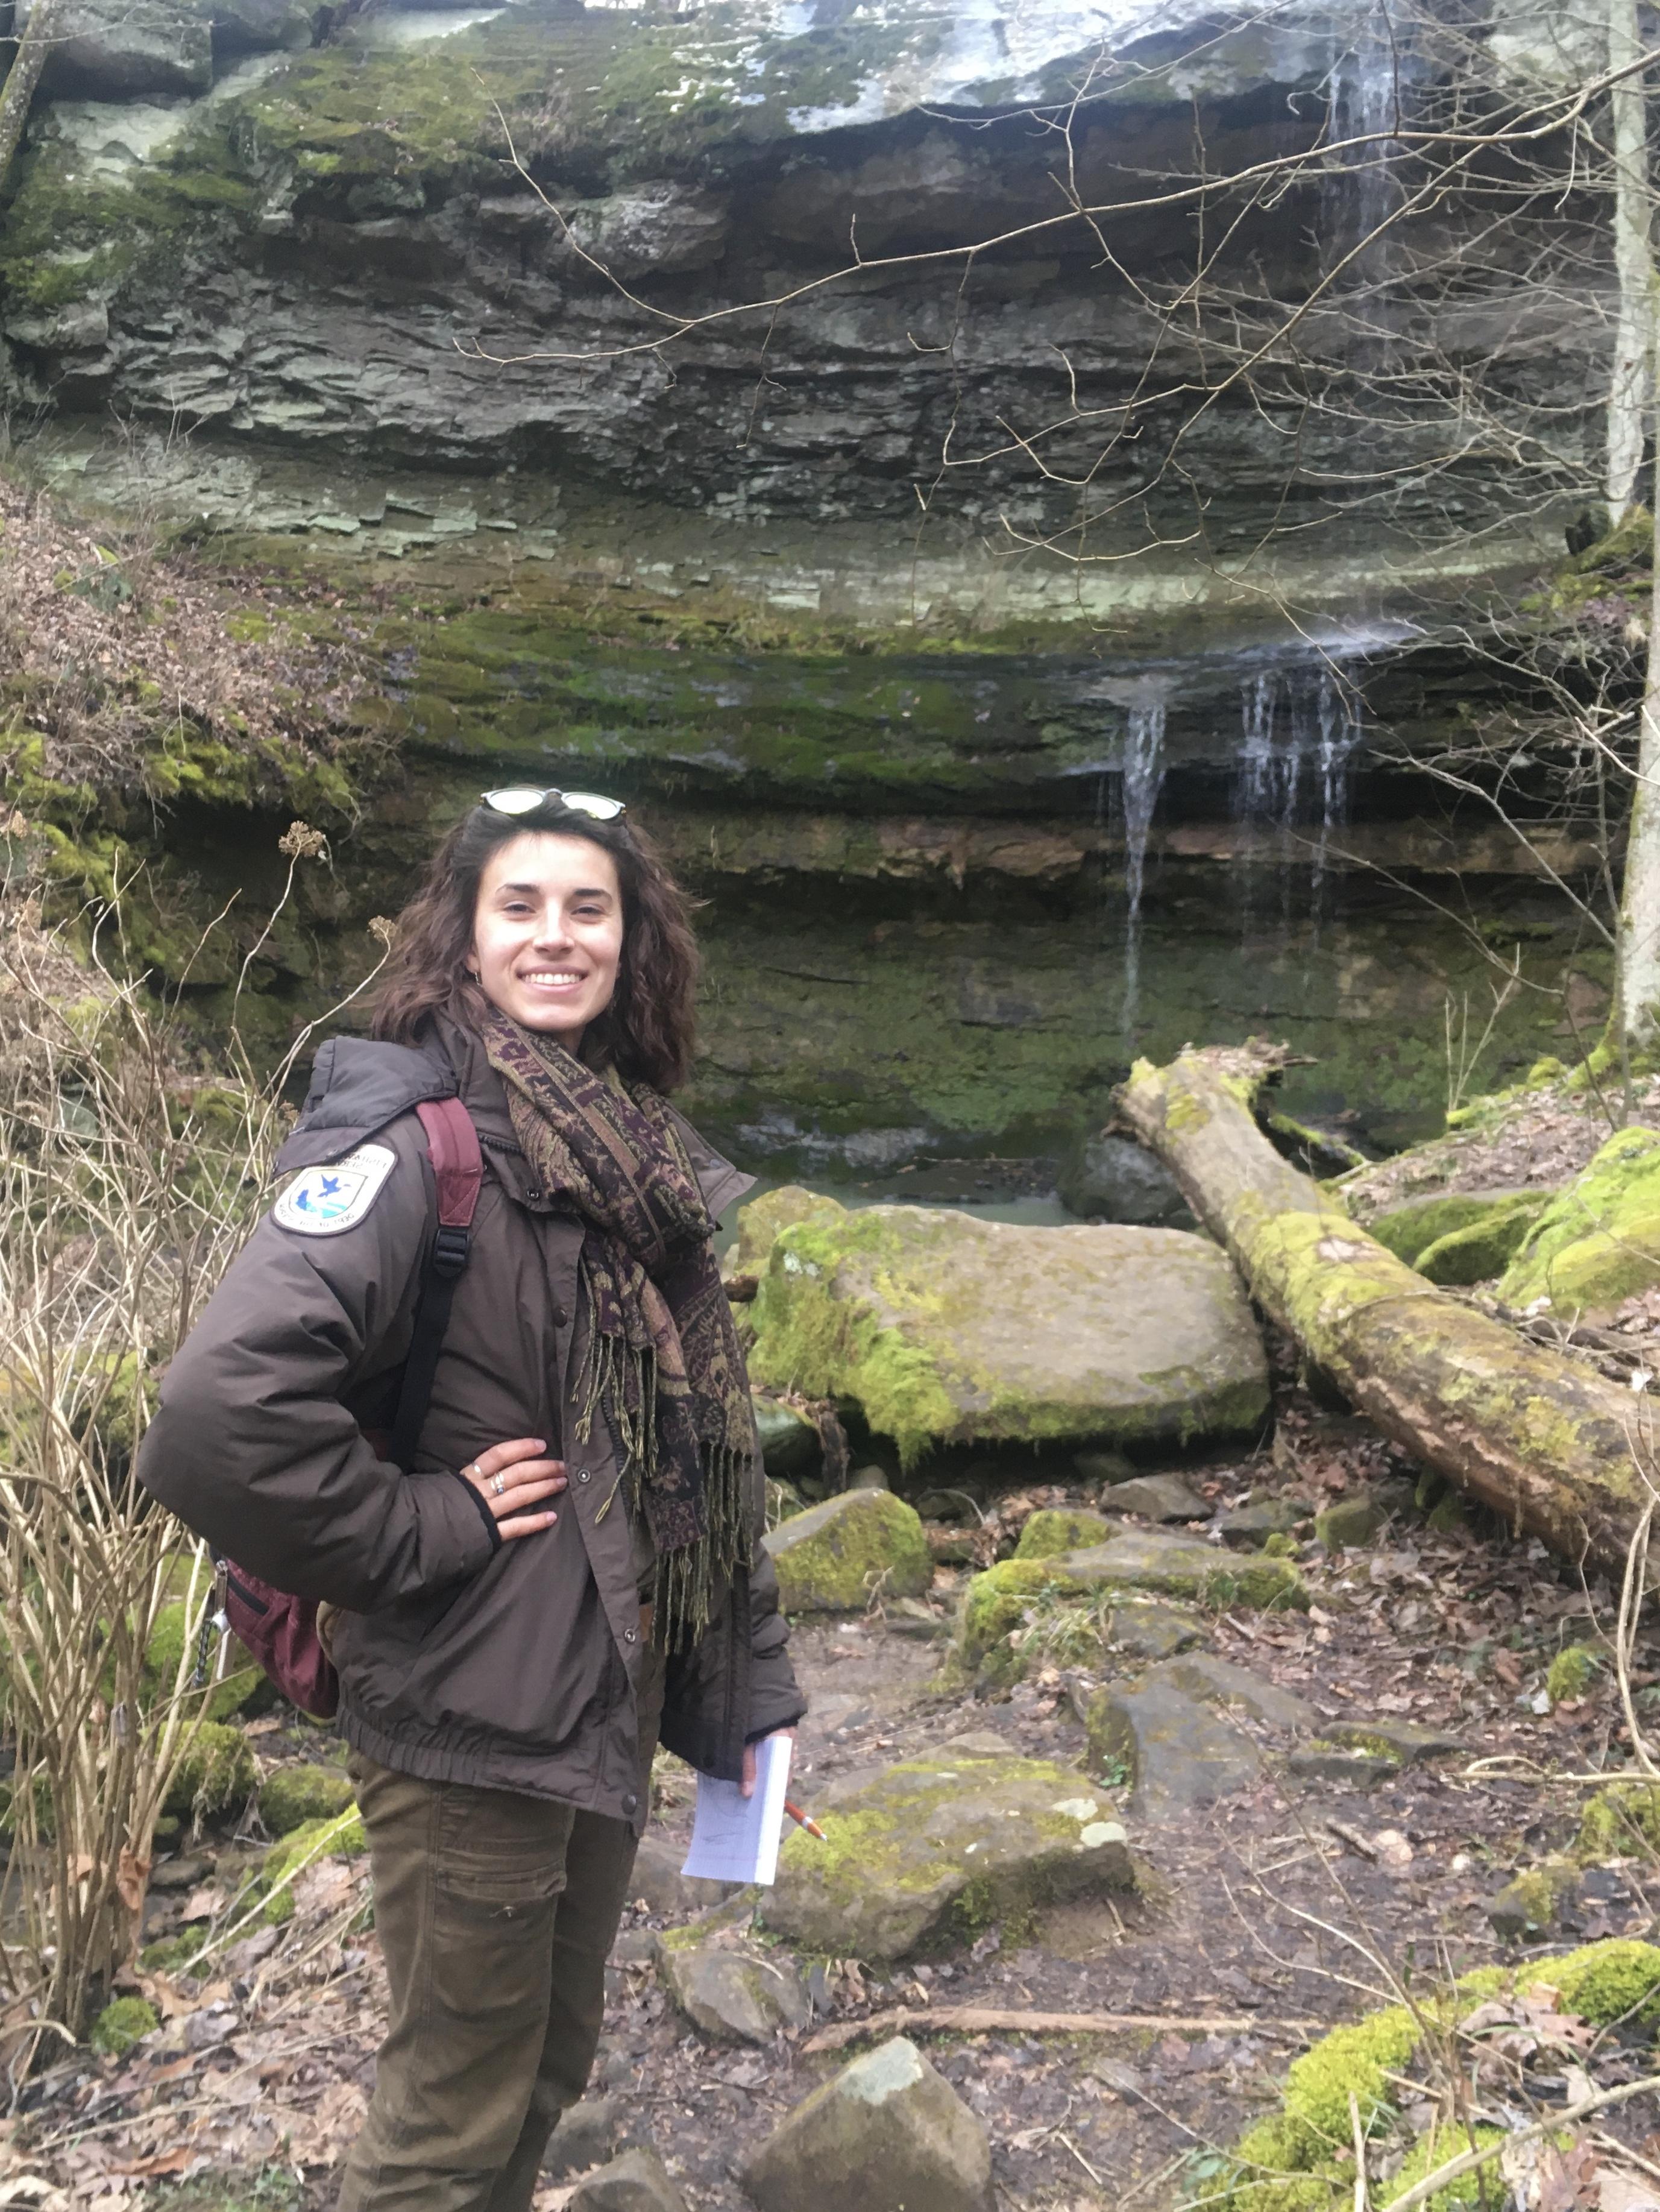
90, 1995, 158, 2058
1370, 1190, 1542, 1278
1498, 1127, 1660, 1313
760, 1753, 1134, 1961
1488, 1855, 1580, 1939
763, 1487, 931, 1612
143, 1601, 264, 1722
259, 1807, 368, 1923
1547, 1642, 1600, 1705
960, 1535, 1304, 1665
258, 1762, 356, 1837
1576, 1780, 1660, 1860
1224, 1941, 1660, 2209
162, 1721, 257, 1819
747, 1207, 1269, 1467
1015, 1507, 1115, 1558
732, 1186, 847, 1278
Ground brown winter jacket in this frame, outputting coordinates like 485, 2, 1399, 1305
136, 1016, 805, 1832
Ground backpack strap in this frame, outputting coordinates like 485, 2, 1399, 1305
387, 1098, 483, 1475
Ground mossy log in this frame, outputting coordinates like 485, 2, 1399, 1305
1118, 1044, 1657, 1576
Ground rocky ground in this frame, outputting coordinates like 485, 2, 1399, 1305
10, 1344, 1660, 2212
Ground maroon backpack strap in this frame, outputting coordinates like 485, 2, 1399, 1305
415, 1095, 483, 1231
388, 1098, 483, 1473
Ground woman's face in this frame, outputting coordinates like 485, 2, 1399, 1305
470, 831, 625, 1045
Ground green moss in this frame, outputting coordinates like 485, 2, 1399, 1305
163, 1721, 257, 1820
90, 1996, 159, 2058
1370, 1192, 1535, 1271
1015, 1507, 1115, 1559
1548, 1936, 1660, 2023
1498, 1126, 1660, 1312
960, 1559, 1075, 1661
1577, 1782, 1660, 1860
143, 1602, 261, 1722
1546, 1643, 1599, 1705
1413, 1198, 1547, 1287
258, 1763, 356, 1838
732, 1185, 848, 1275
259, 1807, 368, 1923
766, 1488, 931, 1612
140, 1929, 210, 1974
1379, 2128, 1507, 2210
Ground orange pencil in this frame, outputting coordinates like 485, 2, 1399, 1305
784, 1798, 826, 1841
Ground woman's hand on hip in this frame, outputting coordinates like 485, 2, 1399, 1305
459, 1438, 567, 1540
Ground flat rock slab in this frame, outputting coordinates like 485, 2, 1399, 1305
567, 2148, 687, 2212
761, 1754, 1133, 1962
1051, 1530, 1306, 1610
763, 1488, 931, 1613
1146, 1651, 1317, 1735
1325, 1716, 1465, 1764
658, 1936, 811, 2044
1286, 1745, 1399, 1787
1077, 1680, 1260, 1823
1101, 1473, 1209, 1522
1216, 1499, 1307, 1549
1102, 1602, 1203, 1662
740, 2036, 994, 2212
747, 1205, 1269, 1459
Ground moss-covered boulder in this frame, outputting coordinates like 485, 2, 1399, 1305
763, 1488, 931, 1612
1370, 1189, 1544, 1279
1576, 1780, 1660, 1859
747, 1207, 1268, 1465
143, 1600, 263, 1722
959, 1535, 1304, 1665
731, 1186, 847, 1281
1225, 1941, 1660, 2210
1498, 1127, 1660, 1313
163, 1720, 257, 1818
1014, 1507, 1114, 1558
259, 1762, 356, 1837
760, 1754, 1134, 1960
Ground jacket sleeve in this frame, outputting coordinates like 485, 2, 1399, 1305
744, 1545, 808, 1741
136, 1126, 500, 1612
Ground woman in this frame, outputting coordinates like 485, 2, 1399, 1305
139, 789, 805, 2212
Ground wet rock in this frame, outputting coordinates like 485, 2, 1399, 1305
1217, 1498, 1307, 1549
753, 1395, 821, 1479
1075, 1679, 1260, 1821
748, 1209, 1270, 1461
1074, 1448, 1136, 1486
1102, 1602, 1204, 1661
658, 1935, 811, 2044
544, 2098, 624, 2178
1014, 1506, 1113, 1558
1058, 1133, 1190, 1227
761, 1754, 1133, 1961
1146, 1651, 1316, 1735
627, 1833, 732, 1917
1101, 1473, 1208, 1522
764, 1489, 931, 1613
1487, 1857, 1581, 1940
1314, 1491, 1390, 1549
740, 2036, 994, 2212
1286, 1744, 1399, 1786
20, 0, 213, 97
1324, 1717, 1464, 1763
567, 2147, 687, 2212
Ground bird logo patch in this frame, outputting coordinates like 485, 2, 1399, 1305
273, 1143, 397, 1236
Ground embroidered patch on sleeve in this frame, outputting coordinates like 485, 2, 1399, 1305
272, 1142, 398, 1236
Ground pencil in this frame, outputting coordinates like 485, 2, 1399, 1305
784, 1797, 826, 1841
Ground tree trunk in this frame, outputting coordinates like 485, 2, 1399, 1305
0, 0, 60, 200
1619, 272, 1660, 1044
1117, 1043, 1659, 1577
1606, 0, 1650, 520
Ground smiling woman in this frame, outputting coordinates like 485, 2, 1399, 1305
135, 790, 803, 2212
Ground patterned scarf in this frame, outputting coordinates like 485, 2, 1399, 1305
479, 1009, 753, 1647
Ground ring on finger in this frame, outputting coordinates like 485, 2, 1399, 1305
494, 1473, 506, 1496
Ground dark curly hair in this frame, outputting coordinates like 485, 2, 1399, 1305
370, 800, 700, 1091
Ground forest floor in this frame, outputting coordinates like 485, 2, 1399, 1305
7, 1370, 1660, 2212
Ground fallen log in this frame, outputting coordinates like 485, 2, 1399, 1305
802, 2006, 1310, 2055
1116, 1043, 1658, 1577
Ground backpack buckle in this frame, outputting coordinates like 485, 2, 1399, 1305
432, 1223, 471, 1279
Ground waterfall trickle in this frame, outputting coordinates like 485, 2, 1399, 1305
1121, 699, 1167, 1036
1326, 4, 1404, 266
1232, 661, 1363, 890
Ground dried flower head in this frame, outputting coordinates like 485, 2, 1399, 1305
278, 821, 329, 862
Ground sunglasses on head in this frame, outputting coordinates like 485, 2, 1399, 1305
482, 786, 627, 822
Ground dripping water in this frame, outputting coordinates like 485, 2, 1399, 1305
1121, 699, 1167, 1038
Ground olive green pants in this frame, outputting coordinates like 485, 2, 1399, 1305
336, 1677, 661, 2212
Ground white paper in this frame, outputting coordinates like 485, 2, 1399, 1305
681, 1733, 794, 1887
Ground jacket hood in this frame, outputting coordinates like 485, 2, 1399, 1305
275, 1036, 458, 1173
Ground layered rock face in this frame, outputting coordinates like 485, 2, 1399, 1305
0, 0, 1613, 1159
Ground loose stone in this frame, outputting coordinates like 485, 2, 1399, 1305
1075, 1679, 1260, 1821
740, 2037, 995, 2212
544, 2099, 625, 2178
658, 1936, 811, 2044
1100, 1473, 1209, 1522
763, 1488, 931, 1613
567, 2147, 688, 2212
